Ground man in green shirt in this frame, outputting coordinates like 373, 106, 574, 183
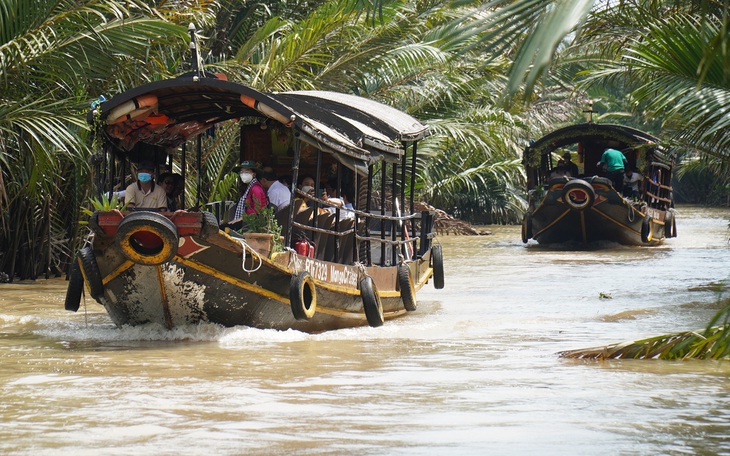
598, 148, 627, 191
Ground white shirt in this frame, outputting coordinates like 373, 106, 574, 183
623, 172, 643, 192
267, 180, 291, 209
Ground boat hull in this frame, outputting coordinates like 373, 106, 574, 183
79, 211, 434, 333
525, 178, 668, 245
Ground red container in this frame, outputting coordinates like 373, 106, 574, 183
294, 238, 315, 257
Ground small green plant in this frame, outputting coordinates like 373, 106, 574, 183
79, 193, 127, 224
239, 206, 283, 252
599, 292, 613, 300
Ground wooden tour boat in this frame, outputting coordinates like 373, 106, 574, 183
521, 119, 676, 246
64, 27, 443, 332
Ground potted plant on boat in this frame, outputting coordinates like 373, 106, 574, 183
238, 205, 282, 258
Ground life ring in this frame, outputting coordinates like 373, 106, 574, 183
64, 259, 84, 312
398, 263, 417, 312
290, 271, 317, 320
359, 276, 384, 327
664, 209, 676, 238
109, 106, 156, 125
561, 179, 595, 211
78, 246, 104, 300
641, 216, 653, 243
115, 212, 179, 265
240, 94, 294, 126
200, 211, 220, 239
107, 94, 158, 124
521, 212, 532, 244
431, 244, 444, 289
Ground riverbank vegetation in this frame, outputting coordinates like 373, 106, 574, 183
1, 0, 729, 357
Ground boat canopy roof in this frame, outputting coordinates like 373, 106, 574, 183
90, 73, 429, 174
526, 123, 672, 165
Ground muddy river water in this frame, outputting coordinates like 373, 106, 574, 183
1, 205, 729, 455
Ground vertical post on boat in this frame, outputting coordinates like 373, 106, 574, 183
353, 172, 360, 264
286, 134, 302, 248
400, 143, 408, 260
119, 150, 127, 200
391, 162, 398, 266
333, 163, 341, 261
410, 141, 418, 256
180, 142, 186, 209
108, 148, 116, 201
195, 134, 202, 209
314, 149, 322, 230
380, 163, 386, 266
365, 165, 373, 266
100, 144, 109, 200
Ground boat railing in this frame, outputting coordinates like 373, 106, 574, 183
644, 162, 673, 209
292, 190, 433, 266
203, 190, 435, 266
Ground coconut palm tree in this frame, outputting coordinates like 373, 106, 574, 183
0, 0, 189, 280
177, 0, 559, 224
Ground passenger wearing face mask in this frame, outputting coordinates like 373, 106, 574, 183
227, 161, 267, 229
124, 161, 168, 210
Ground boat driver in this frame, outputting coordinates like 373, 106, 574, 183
124, 161, 168, 211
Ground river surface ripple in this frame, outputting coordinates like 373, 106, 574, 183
1, 205, 729, 455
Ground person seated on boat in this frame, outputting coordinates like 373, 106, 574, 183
279, 174, 292, 189
597, 148, 627, 191
259, 166, 291, 210
323, 179, 344, 210
297, 176, 328, 213
339, 187, 355, 219
549, 161, 569, 179
223, 161, 268, 231
124, 161, 168, 211
622, 166, 643, 198
324, 182, 356, 219
156, 172, 175, 210
562, 152, 579, 177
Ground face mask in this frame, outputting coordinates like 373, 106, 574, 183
240, 172, 253, 184
138, 172, 152, 183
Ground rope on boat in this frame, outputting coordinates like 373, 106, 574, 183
625, 198, 635, 223
237, 239, 263, 273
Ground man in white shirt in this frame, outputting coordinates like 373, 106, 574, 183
259, 167, 291, 210
623, 166, 643, 198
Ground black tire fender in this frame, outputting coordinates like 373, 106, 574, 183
641, 216, 653, 243
87, 211, 106, 237
561, 179, 595, 211
290, 271, 317, 320
521, 212, 532, 244
664, 209, 676, 238
398, 263, 417, 312
200, 211, 220, 239
432, 244, 445, 289
360, 276, 384, 327
64, 259, 84, 312
115, 212, 179, 265
78, 246, 104, 300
